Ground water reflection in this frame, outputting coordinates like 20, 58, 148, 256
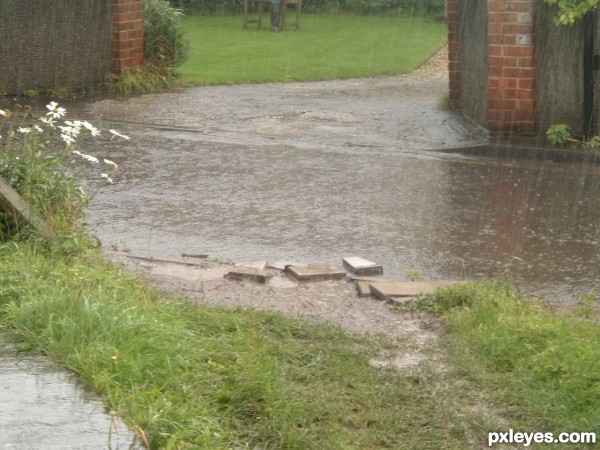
86, 129, 600, 304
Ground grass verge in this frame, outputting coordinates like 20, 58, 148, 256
176, 14, 448, 85
3, 243, 600, 448
406, 280, 600, 448
1, 241, 486, 449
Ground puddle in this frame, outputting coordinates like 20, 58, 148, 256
0, 341, 142, 449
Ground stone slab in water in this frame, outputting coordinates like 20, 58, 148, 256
369, 280, 463, 301
356, 281, 373, 297
342, 257, 383, 276
285, 265, 346, 282
224, 267, 274, 284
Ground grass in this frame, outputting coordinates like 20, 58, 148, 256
0, 242, 485, 449
406, 280, 600, 448
5, 237, 600, 448
176, 14, 448, 85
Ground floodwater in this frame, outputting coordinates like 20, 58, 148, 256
0, 341, 142, 449
82, 76, 600, 304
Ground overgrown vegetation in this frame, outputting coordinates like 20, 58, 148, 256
168, 0, 444, 18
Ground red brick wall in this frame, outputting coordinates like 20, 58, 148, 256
447, 0, 537, 134
111, 0, 144, 74
446, 0, 461, 108
487, 0, 536, 133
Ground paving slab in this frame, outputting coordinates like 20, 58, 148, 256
356, 280, 373, 297
369, 280, 465, 301
285, 265, 347, 282
350, 275, 393, 283
224, 267, 274, 284
342, 257, 383, 276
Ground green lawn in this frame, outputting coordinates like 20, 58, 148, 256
176, 14, 448, 85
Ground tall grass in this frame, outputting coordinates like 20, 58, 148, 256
176, 14, 448, 85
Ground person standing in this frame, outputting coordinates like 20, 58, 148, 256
270, 0, 281, 32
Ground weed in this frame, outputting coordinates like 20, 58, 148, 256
103, 64, 179, 94
547, 123, 600, 150
404, 268, 424, 281
23, 89, 39, 98
574, 292, 598, 319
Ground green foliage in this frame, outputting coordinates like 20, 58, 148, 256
443, 280, 600, 437
0, 103, 127, 243
144, 0, 190, 68
574, 292, 598, 319
544, 0, 599, 25
546, 123, 572, 146
103, 64, 179, 94
404, 268, 424, 281
546, 123, 600, 150
167, 0, 444, 16
23, 89, 39, 98
0, 244, 476, 449
583, 135, 600, 149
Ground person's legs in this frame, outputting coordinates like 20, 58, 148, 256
270, 0, 281, 31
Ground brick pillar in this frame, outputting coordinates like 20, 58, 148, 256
487, 1, 536, 134
446, 0, 461, 108
111, 0, 144, 74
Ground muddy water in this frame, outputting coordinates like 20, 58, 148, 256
0, 342, 141, 449
83, 77, 600, 304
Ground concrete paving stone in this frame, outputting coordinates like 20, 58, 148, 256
224, 267, 274, 284
369, 280, 465, 301
285, 264, 347, 282
342, 256, 383, 276
349, 275, 393, 283
356, 281, 372, 298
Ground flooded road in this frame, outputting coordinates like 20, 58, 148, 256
83, 76, 600, 304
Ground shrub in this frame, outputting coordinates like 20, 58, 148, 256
144, 0, 190, 68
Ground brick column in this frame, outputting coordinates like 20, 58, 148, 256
111, 0, 144, 74
446, 0, 461, 108
487, 0, 536, 134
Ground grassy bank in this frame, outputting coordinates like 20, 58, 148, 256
442, 282, 600, 439
176, 14, 448, 85
1, 242, 481, 449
